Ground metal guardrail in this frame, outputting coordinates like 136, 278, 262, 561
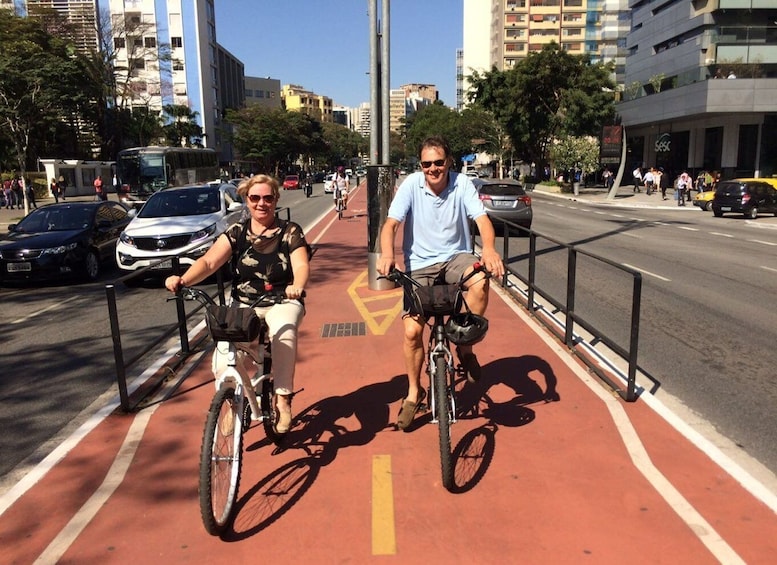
490, 218, 642, 402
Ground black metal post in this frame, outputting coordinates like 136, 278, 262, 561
105, 284, 130, 412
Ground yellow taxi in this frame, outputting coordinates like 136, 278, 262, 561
692, 188, 715, 211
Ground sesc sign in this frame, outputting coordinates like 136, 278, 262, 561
655, 133, 671, 153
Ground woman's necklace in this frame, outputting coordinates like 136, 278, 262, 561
253, 220, 277, 239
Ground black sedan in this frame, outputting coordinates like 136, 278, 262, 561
471, 178, 533, 234
0, 201, 131, 283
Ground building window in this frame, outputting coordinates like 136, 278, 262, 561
245, 89, 253, 97
171, 36, 182, 48
144, 37, 156, 48
132, 58, 145, 70
114, 37, 126, 49
172, 61, 184, 71
132, 37, 143, 48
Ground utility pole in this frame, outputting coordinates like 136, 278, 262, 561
366, 0, 394, 290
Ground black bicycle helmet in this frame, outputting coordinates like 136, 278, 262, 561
444, 312, 489, 346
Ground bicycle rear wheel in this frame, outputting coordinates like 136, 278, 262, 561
199, 387, 243, 535
433, 356, 454, 490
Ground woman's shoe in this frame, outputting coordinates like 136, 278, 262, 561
275, 396, 293, 434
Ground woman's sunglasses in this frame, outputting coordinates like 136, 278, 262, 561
420, 159, 446, 169
247, 194, 276, 204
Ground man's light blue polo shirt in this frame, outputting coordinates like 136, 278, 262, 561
387, 171, 486, 271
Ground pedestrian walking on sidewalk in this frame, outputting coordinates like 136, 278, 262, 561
24, 178, 37, 209
93, 175, 106, 201
376, 135, 505, 430
50, 178, 61, 203
632, 166, 643, 193
644, 167, 656, 196
57, 176, 67, 200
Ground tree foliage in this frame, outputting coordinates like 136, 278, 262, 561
0, 9, 89, 180
467, 43, 616, 168
549, 136, 600, 176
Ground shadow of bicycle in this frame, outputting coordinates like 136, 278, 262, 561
222, 375, 406, 540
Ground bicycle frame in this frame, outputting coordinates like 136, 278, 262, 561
212, 339, 272, 425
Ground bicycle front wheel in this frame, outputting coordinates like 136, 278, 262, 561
433, 356, 454, 490
199, 387, 244, 535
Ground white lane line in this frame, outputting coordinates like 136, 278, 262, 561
621, 232, 641, 239
33, 408, 155, 565
748, 239, 777, 246
761, 266, 777, 273
11, 295, 80, 325
622, 263, 671, 282
677, 226, 699, 231
493, 285, 747, 564
710, 232, 734, 238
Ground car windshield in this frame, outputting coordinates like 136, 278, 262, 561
285, 176, 298, 181
14, 206, 93, 232
138, 188, 221, 218
478, 183, 525, 196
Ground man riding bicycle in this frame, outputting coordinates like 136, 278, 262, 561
332, 166, 350, 211
376, 136, 505, 430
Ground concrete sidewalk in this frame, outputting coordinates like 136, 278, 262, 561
1, 181, 776, 563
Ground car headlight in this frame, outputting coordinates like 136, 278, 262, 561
41, 242, 78, 255
191, 223, 217, 243
119, 232, 135, 246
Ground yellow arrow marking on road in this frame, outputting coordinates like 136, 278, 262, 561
347, 269, 403, 335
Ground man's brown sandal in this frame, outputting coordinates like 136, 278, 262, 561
397, 389, 426, 430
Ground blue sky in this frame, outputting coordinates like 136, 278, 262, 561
214, 0, 462, 108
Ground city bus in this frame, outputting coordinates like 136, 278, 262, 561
116, 146, 220, 205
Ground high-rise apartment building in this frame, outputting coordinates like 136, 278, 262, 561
106, 0, 219, 150
617, 1, 777, 178
23, 0, 99, 52
461, 0, 630, 104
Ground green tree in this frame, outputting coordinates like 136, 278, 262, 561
404, 102, 473, 169
162, 104, 202, 147
550, 136, 600, 179
468, 43, 616, 169
0, 9, 88, 209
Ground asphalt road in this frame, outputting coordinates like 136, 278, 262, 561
507, 192, 777, 475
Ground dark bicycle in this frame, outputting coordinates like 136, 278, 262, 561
381, 264, 489, 491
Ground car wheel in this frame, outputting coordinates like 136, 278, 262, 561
84, 250, 100, 281
747, 207, 758, 219
713, 209, 723, 217
704, 201, 713, 212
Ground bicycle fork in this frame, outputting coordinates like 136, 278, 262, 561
427, 334, 456, 425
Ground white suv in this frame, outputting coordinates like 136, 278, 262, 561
116, 183, 244, 278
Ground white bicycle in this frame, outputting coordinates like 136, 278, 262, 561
175, 286, 296, 535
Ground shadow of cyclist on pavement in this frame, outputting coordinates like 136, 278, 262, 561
225, 374, 406, 539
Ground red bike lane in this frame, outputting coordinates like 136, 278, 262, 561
1, 184, 776, 564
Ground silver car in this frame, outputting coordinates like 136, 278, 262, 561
471, 178, 533, 233
116, 183, 245, 278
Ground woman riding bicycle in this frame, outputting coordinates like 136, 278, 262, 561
165, 174, 311, 434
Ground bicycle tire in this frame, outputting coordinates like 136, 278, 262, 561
433, 355, 454, 490
199, 387, 243, 535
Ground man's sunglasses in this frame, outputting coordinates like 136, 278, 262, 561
247, 194, 276, 203
420, 159, 446, 169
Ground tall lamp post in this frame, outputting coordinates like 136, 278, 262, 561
366, 0, 394, 290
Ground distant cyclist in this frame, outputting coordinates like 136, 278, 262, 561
332, 166, 350, 210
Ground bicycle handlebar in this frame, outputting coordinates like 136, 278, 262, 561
168, 284, 304, 308
380, 262, 490, 289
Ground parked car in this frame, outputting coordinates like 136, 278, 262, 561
692, 187, 716, 211
282, 175, 300, 190
0, 201, 131, 283
471, 178, 533, 233
712, 178, 777, 219
115, 183, 244, 279
324, 174, 336, 194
